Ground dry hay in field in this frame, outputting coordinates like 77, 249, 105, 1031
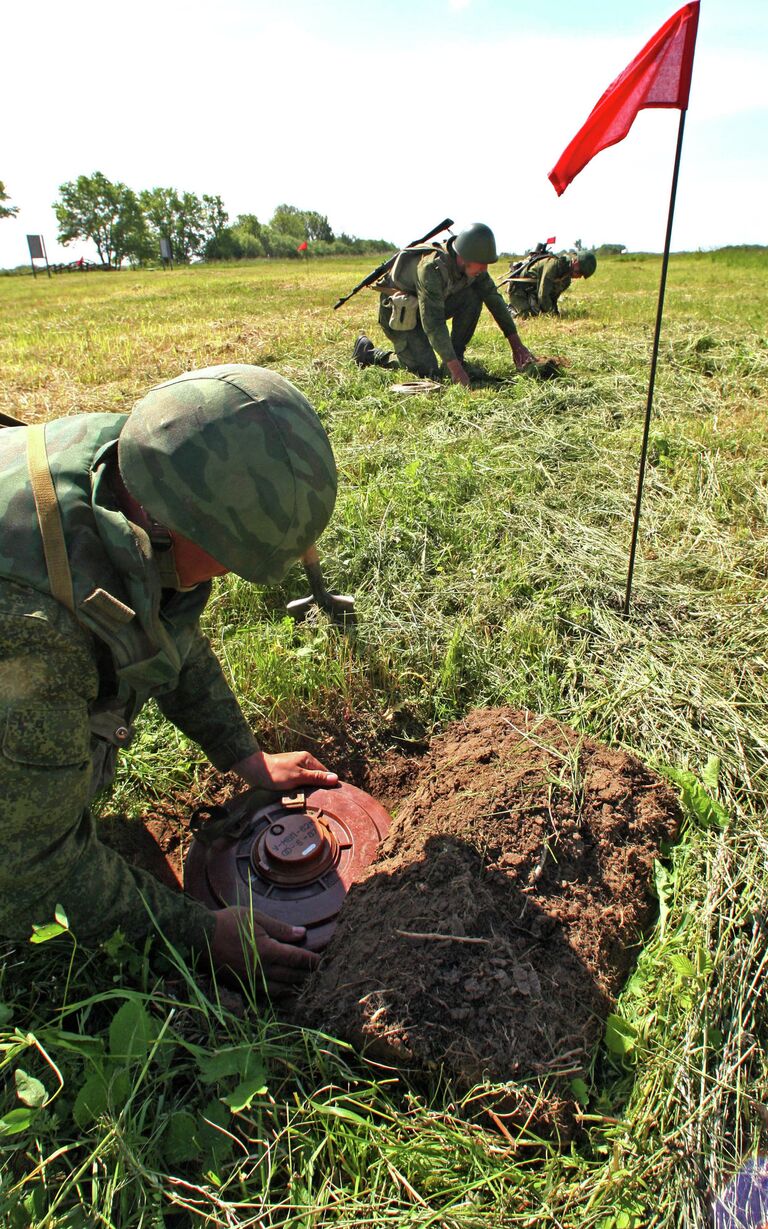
298, 706, 680, 1139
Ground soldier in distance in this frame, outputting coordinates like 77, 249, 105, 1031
353, 223, 535, 387
505, 248, 597, 318
0, 365, 339, 990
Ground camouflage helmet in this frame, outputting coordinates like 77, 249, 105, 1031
577, 252, 597, 278
118, 364, 337, 584
454, 223, 498, 264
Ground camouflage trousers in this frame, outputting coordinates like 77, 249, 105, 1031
373, 285, 485, 377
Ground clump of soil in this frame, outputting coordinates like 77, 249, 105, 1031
298, 707, 679, 1134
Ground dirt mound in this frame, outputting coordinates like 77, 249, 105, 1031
100, 705, 679, 1137
298, 707, 680, 1134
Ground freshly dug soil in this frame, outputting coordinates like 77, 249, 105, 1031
298, 707, 680, 1133
100, 705, 679, 1137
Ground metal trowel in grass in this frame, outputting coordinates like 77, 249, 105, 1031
286, 544, 356, 627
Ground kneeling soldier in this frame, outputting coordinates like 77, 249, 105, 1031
353, 223, 534, 388
505, 248, 597, 318
0, 365, 339, 989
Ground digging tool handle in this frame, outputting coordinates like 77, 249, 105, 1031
332, 218, 454, 310
301, 544, 332, 607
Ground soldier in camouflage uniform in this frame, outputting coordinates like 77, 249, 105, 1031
353, 223, 534, 388
0, 364, 339, 988
505, 250, 597, 318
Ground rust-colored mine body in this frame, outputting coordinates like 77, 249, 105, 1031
184, 783, 392, 950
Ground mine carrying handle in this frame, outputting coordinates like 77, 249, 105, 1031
332, 217, 454, 310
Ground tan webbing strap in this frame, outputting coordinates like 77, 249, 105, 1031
26, 423, 76, 613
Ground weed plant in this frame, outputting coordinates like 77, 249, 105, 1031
1, 252, 767, 1225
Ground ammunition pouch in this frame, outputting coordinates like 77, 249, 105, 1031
386, 292, 419, 332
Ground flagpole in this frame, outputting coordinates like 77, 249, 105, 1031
623, 107, 688, 617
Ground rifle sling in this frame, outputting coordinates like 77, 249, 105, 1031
26, 423, 76, 613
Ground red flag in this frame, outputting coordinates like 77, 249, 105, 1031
297, 240, 308, 252
546, 236, 556, 245
549, 1, 699, 196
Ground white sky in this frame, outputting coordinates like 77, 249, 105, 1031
2, 0, 766, 267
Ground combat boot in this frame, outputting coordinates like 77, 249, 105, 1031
352, 335, 376, 368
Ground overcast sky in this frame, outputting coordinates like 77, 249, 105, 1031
2, 0, 766, 268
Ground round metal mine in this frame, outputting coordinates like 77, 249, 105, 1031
184, 782, 392, 950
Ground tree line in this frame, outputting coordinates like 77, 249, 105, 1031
49, 172, 393, 267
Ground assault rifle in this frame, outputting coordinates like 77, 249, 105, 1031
332, 218, 454, 310
496, 241, 554, 289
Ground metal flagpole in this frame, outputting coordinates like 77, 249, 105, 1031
623, 107, 688, 616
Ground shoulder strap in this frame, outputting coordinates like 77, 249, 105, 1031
26, 424, 76, 613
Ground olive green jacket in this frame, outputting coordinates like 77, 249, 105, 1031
390, 241, 519, 363
0, 414, 258, 951
531, 254, 572, 313
508, 250, 570, 312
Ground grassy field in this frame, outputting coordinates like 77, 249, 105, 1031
1, 249, 767, 1227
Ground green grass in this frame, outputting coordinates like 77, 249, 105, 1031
1, 251, 768, 1226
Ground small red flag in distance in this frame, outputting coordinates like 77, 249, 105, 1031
548, 1, 700, 196
546, 236, 556, 245
297, 240, 308, 252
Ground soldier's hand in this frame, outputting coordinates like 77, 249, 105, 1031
509, 334, 536, 371
232, 749, 339, 791
210, 905, 320, 988
446, 358, 471, 387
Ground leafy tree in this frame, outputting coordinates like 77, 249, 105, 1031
54, 172, 147, 267
202, 194, 228, 242
269, 204, 334, 243
207, 214, 266, 260
140, 187, 228, 262
304, 210, 334, 242
269, 204, 305, 241
0, 180, 19, 220
140, 187, 190, 261
201, 195, 230, 259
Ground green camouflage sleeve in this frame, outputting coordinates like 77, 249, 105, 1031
474, 273, 519, 338
416, 261, 456, 363
155, 627, 259, 771
0, 583, 215, 953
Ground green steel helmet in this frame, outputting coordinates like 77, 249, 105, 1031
577, 252, 597, 278
454, 223, 498, 264
118, 364, 337, 583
